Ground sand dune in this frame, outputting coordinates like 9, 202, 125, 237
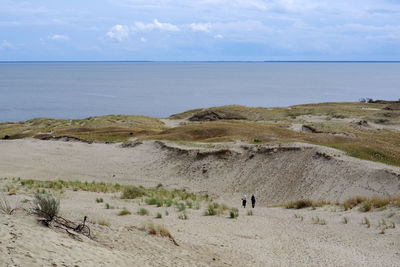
1, 139, 400, 266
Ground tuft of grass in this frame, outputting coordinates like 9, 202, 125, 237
229, 208, 239, 219
176, 202, 186, 212
204, 203, 217, 216
0, 195, 17, 215
121, 186, 147, 199
138, 208, 149, 216
96, 197, 104, 203
118, 208, 131, 216
343, 196, 367, 211
97, 219, 110, 226
165, 210, 169, 216
343, 217, 349, 224
312, 216, 327, 225
362, 217, 371, 228
32, 194, 60, 221
105, 203, 114, 209
155, 212, 162, 219
247, 210, 253, 216
285, 200, 313, 209
178, 212, 189, 220
360, 202, 371, 212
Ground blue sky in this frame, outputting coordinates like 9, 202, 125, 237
1, 0, 400, 61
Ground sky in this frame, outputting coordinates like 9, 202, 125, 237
1, 0, 400, 61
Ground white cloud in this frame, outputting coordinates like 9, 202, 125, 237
48, 34, 69, 41
214, 34, 224, 39
1, 40, 14, 49
133, 19, 179, 32
140, 37, 147, 42
106, 24, 130, 42
190, 23, 212, 32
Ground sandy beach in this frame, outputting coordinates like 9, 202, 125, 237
1, 138, 400, 266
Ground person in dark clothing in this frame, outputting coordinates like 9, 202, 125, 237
251, 194, 256, 208
242, 194, 247, 208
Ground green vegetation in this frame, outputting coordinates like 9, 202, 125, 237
229, 208, 239, 219
284, 196, 400, 211
138, 208, 149, 216
155, 212, 162, 219
0, 196, 17, 215
312, 216, 327, 225
32, 194, 60, 221
178, 212, 189, 220
247, 210, 253, 216
118, 208, 131, 216
343, 217, 349, 224
0, 115, 166, 142
96, 197, 104, 203
3, 102, 400, 166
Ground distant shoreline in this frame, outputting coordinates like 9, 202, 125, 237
1, 60, 400, 63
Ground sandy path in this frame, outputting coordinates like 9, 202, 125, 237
1, 189, 399, 266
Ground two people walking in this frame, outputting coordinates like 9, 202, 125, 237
242, 194, 256, 208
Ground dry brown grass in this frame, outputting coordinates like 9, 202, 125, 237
0, 115, 166, 142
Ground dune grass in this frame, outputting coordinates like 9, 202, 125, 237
284, 196, 400, 211
0, 115, 166, 142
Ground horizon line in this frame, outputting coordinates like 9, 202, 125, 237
1, 60, 400, 63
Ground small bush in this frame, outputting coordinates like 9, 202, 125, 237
230, 208, 239, 219
156, 212, 162, 219
176, 202, 186, 212
138, 208, 149, 216
204, 204, 217, 216
121, 186, 146, 199
285, 200, 313, 209
343, 196, 366, 211
32, 194, 60, 221
96, 198, 104, 203
105, 203, 114, 209
360, 202, 371, 212
178, 212, 189, 220
118, 208, 131, 216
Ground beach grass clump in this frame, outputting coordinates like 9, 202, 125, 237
138, 208, 149, 216
362, 217, 371, 228
343, 217, 349, 224
121, 186, 147, 199
247, 210, 253, 216
360, 202, 372, 212
176, 202, 186, 212
0, 195, 17, 215
342, 196, 367, 210
32, 194, 60, 221
96, 197, 104, 203
312, 216, 327, 225
204, 203, 218, 216
285, 199, 314, 209
229, 208, 239, 219
105, 203, 114, 209
178, 212, 189, 220
97, 219, 110, 226
156, 212, 162, 219
118, 208, 131, 216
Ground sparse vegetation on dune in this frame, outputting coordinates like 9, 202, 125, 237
284, 196, 400, 211
0, 115, 166, 142
2, 102, 400, 166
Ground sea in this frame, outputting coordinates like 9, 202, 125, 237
0, 61, 399, 122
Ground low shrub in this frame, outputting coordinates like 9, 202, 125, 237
156, 212, 162, 219
121, 186, 146, 199
118, 208, 131, 216
230, 208, 239, 219
32, 194, 60, 221
178, 212, 189, 220
138, 208, 149, 216
285, 200, 313, 209
96, 197, 104, 203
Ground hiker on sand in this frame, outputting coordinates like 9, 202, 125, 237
251, 194, 256, 208
242, 194, 247, 208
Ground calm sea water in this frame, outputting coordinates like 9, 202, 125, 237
0, 62, 399, 122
